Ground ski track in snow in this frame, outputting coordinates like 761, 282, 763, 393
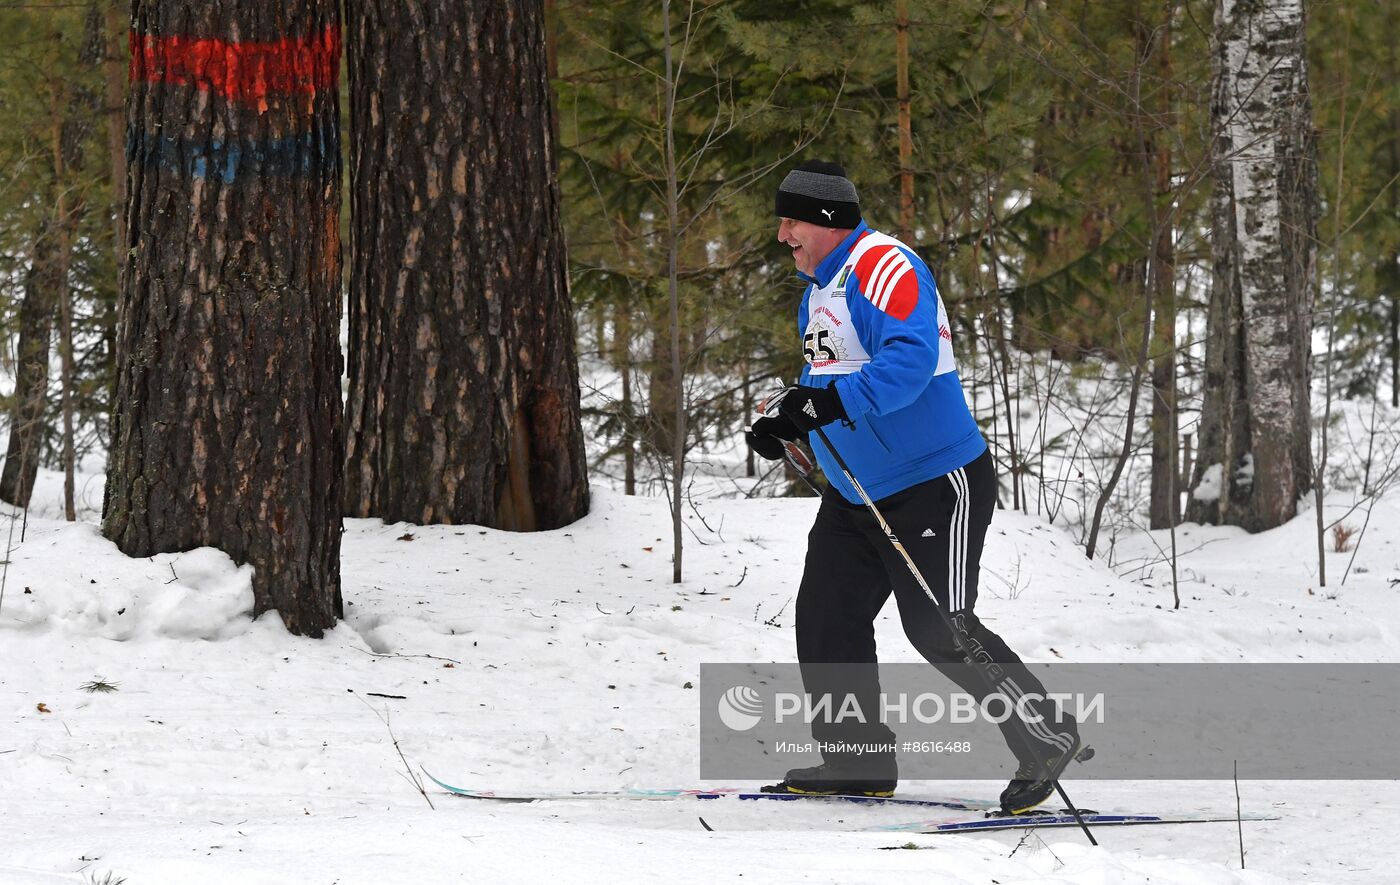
1, 464, 1395, 883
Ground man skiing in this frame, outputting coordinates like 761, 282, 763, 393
747, 160, 1085, 814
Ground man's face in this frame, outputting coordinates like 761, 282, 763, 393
777, 217, 847, 276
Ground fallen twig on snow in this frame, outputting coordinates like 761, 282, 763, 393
357, 695, 433, 810
348, 646, 462, 666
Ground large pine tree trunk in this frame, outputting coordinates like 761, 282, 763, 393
1188, 0, 1317, 531
343, 0, 588, 531
104, 2, 344, 636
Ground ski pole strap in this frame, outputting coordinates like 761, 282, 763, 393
781, 441, 822, 497
756, 384, 788, 418
781, 440, 815, 478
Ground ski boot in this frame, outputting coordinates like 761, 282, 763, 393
1000, 737, 1095, 814
761, 758, 897, 798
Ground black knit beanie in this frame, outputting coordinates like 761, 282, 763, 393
774, 160, 862, 228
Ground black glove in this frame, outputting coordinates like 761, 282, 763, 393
745, 414, 802, 461
778, 382, 848, 433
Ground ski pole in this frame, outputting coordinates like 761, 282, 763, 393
799, 415, 1098, 845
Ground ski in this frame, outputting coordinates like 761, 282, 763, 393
738, 792, 988, 811
875, 809, 1279, 834
422, 772, 1281, 833
421, 770, 988, 812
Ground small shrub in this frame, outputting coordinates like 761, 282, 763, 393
1331, 523, 1357, 553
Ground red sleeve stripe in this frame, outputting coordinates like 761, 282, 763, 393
854, 245, 894, 285
855, 244, 920, 320
871, 253, 907, 306
866, 250, 903, 299
873, 265, 912, 312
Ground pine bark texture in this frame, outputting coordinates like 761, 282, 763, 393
343, 0, 588, 531
103, 2, 345, 636
1188, 0, 1317, 531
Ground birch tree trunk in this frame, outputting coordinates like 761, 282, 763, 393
1187, 0, 1318, 532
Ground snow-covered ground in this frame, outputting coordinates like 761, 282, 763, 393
2, 449, 1397, 884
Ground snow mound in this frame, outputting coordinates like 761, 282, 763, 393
144, 548, 255, 640
0, 522, 254, 641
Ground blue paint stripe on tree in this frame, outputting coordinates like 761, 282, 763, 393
126, 120, 341, 183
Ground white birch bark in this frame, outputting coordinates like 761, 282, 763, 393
1199, 0, 1317, 530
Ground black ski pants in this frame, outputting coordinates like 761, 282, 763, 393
796, 447, 1077, 772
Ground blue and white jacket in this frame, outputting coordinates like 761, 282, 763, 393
797, 221, 986, 503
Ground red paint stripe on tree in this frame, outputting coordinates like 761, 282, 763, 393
129, 27, 340, 108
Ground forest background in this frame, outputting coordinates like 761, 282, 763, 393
0, 0, 1395, 631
